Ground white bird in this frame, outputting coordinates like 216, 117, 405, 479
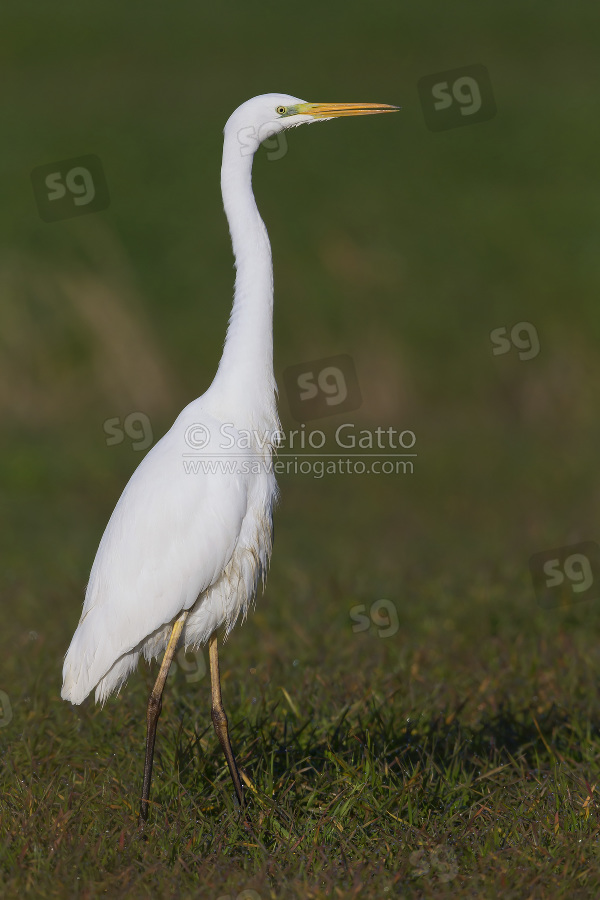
61, 93, 398, 824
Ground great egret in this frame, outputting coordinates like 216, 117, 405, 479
61, 93, 398, 824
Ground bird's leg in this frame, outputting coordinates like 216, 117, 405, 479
208, 632, 245, 809
138, 610, 189, 826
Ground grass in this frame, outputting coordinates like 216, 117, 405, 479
3, 0, 600, 896
2, 424, 600, 897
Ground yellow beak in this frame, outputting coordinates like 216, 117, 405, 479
297, 101, 400, 118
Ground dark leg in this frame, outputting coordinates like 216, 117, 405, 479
208, 632, 244, 808
138, 611, 189, 826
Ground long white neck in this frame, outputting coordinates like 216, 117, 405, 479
209, 131, 278, 430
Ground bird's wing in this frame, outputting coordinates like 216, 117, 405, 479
62, 407, 250, 703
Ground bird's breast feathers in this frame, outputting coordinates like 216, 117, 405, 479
62, 407, 278, 703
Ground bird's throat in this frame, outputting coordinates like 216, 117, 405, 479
209, 136, 278, 429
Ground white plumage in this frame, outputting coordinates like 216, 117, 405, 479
62, 405, 278, 705
62, 95, 291, 706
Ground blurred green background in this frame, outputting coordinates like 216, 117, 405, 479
3, 0, 600, 690
2, 0, 600, 890
3, 0, 600, 686
0, 0, 600, 896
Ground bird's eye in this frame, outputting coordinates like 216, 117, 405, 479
276, 106, 287, 115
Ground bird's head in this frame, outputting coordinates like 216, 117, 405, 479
224, 92, 399, 156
